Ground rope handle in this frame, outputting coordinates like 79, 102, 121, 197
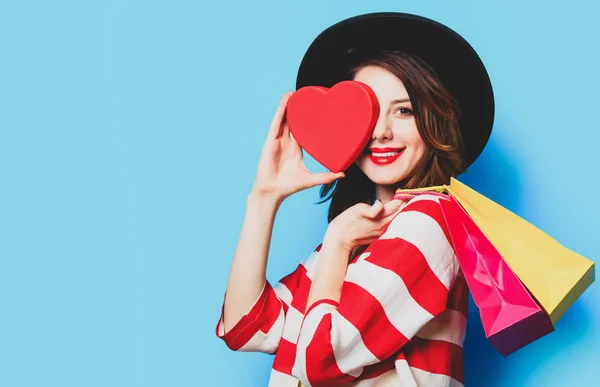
392, 185, 450, 201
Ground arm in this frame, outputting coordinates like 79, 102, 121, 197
216, 92, 343, 353
221, 190, 281, 334
303, 236, 352, 313
216, 230, 312, 353
215, 191, 286, 354
292, 195, 459, 386
304, 199, 405, 312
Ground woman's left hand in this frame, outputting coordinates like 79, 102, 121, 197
324, 199, 407, 252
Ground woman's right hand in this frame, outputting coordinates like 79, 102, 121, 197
252, 91, 345, 202
324, 199, 406, 252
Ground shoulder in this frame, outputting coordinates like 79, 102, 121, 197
378, 194, 458, 288
384, 194, 450, 238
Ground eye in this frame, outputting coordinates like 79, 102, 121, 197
394, 107, 414, 116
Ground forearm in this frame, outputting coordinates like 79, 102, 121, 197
305, 234, 352, 312
223, 190, 282, 332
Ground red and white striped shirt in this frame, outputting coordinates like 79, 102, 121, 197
217, 194, 468, 387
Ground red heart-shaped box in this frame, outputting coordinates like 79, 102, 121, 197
286, 81, 379, 173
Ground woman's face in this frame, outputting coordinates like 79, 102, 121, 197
353, 65, 426, 186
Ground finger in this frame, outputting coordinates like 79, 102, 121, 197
268, 91, 293, 140
370, 200, 403, 223
282, 120, 291, 139
289, 130, 299, 146
364, 199, 384, 219
378, 202, 405, 226
303, 170, 345, 188
290, 132, 307, 162
382, 199, 405, 217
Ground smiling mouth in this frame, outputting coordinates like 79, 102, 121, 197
368, 148, 405, 165
371, 150, 402, 157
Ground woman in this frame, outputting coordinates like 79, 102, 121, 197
216, 12, 494, 387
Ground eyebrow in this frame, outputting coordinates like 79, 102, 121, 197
390, 98, 411, 104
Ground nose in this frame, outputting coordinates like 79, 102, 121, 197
371, 112, 393, 141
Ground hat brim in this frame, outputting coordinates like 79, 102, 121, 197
295, 12, 495, 167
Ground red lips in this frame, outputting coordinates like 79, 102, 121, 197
368, 147, 405, 165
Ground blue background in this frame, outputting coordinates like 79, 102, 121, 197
1, 0, 598, 386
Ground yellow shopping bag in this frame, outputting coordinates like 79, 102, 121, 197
396, 178, 595, 325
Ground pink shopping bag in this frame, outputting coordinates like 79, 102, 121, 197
439, 195, 554, 356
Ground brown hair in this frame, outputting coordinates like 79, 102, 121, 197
320, 49, 466, 222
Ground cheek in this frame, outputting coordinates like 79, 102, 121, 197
402, 127, 427, 161
355, 153, 367, 168
412, 136, 426, 154
394, 122, 425, 149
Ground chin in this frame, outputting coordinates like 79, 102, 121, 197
355, 155, 414, 186
369, 176, 405, 186
362, 167, 408, 186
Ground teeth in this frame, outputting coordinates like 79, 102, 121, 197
372, 151, 401, 157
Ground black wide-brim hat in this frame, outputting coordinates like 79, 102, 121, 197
295, 12, 495, 167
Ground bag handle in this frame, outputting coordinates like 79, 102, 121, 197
392, 185, 449, 201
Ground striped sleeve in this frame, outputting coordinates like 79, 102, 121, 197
292, 195, 459, 387
215, 246, 319, 354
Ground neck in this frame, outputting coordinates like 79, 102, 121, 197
375, 184, 397, 204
